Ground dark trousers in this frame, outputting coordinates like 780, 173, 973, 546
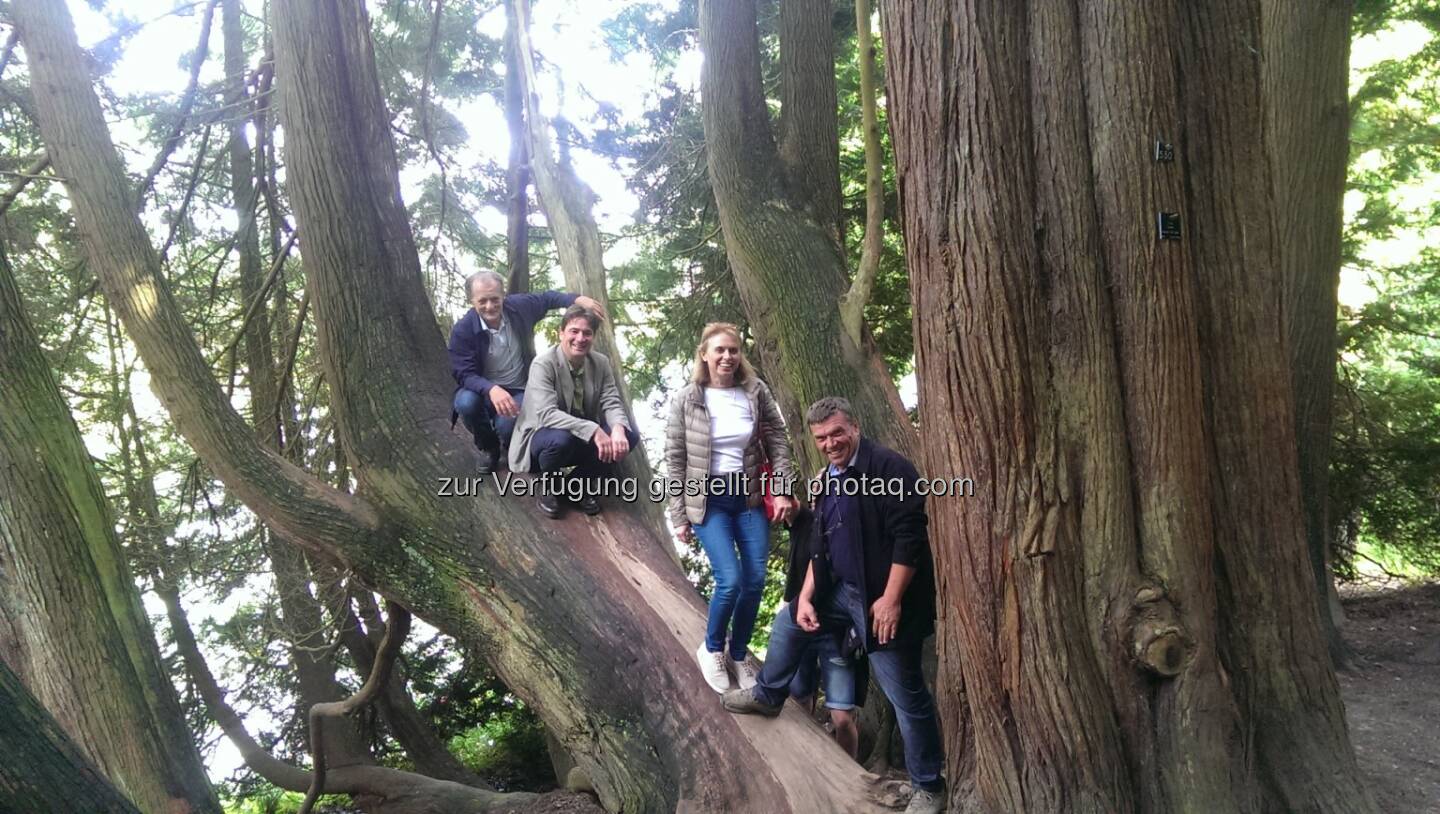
454, 388, 525, 452
753, 582, 944, 792
529, 423, 640, 478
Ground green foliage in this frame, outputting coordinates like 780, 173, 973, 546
1334, 8, 1440, 578
447, 704, 553, 792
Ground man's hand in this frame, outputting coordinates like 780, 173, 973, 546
796, 598, 821, 632
609, 427, 630, 461
593, 428, 615, 463
574, 295, 608, 322
771, 494, 798, 524
488, 386, 519, 418
870, 594, 902, 646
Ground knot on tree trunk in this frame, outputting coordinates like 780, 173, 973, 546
1130, 585, 1192, 677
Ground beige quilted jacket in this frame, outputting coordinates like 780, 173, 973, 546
663, 377, 796, 526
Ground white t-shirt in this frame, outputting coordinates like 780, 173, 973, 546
704, 386, 754, 474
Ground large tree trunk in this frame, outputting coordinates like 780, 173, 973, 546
0, 658, 144, 814
15, 0, 883, 809
699, 0, 913, 478
1263, 0, 1352, 663
883, 1, 1376, 811
0, 244, 221, 814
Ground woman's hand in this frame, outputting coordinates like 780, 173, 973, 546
675, 523, 693, 543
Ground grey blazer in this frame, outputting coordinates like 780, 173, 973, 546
509, 346, 630, 472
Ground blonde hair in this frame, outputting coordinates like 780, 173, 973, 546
692, 322, 756, 386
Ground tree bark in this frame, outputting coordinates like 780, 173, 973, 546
777, 0, 842, 245
0, 658, 143, 814
0, 244, 221, 814
1263, 0, 1352, 665
503, 0, 530, 297
699, 0, 914, 479
16, 0, 886, 809
882, 0, 1376, 811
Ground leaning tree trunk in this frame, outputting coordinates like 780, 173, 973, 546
699, 0, 914, 477
0, 658, 144, 814
882, 1, 1377, 812
14, 0, 887, 810
0, 244, 221, 814
1263, 0, 1352, 663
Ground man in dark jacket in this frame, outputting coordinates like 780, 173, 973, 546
448, 271, 605, 473
723, 396, 945, 814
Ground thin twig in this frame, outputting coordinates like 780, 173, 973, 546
135, 0, 220, 211
214, 228, 298, 365
0, 153, 51, 217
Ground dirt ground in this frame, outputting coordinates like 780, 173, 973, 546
1337, 580, 1440, 812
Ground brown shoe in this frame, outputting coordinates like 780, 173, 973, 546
720, 688, 781, 718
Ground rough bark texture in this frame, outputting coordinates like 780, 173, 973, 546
699, 0, 913, 479
17, 0, 887, 809
0, 658, 143, 814
503, 0, 530, 297
0, 246, 221, 814
881, 1, 1376, 811
777, 0, 842, 245
1263, 0, 1352, 662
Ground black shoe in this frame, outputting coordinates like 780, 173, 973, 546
476, 448, 499, 475
538, 492, 562, 519
575, 493, 601, 516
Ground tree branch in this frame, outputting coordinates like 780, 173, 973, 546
135, 0, 220, 211
0, 152, 50, 217
840, 0, 884, 347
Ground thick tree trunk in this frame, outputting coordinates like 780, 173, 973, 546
699, 0, 913, 478
883, 1, 1376, 811
1263, 0, 1352, 664
0, 659, 143, 814
0, 245, 221, 814
16, 0, 884, 809
503, 0, 530, 297
777, 0, 842, 245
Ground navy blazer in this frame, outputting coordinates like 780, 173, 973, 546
447, 290, 578, 396
784, 437, 936, 652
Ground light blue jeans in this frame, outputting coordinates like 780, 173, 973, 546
694, 490, 770, 659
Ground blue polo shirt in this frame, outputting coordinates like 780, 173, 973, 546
822, 455, 865, 591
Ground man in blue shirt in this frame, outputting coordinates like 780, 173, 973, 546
722, 396, 945, 814
448, 271, 605, 473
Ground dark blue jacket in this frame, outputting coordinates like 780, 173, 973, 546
447, 290, 578, 396
784, 437, 936, 652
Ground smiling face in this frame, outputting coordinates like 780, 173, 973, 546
702, 331, 741, 384
559, 316, 595, 364
470, 277, 504, 328
810, 413, 861, 469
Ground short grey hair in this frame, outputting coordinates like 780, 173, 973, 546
464, 270, 506, 299
806, 396, 858, 427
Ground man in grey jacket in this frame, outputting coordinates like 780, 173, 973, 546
509, 306, 639, 517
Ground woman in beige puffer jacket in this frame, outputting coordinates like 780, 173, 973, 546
665, 323, 797, 694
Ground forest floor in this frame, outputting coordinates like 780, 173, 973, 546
1338, 579, 1440, 812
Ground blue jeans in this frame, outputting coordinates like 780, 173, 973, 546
454, 387, 525, 452
785, 616, 858, 710
694, 491, 770, 659
754, 583, 944, 792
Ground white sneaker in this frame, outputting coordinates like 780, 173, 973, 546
729, 654, 760, 690
696, 643, 731, 693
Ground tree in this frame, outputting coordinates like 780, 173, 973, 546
0, 243, 220, 813
881, 0, 1376, 811
698, 0, 915, 476
1264, 0, 1353, 660
0, 658, 142, 814
13, 0, 882, 809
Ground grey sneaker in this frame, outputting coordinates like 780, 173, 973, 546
904, 787, 946, 814
730, 655, 760, 690
720, 687, 782, 717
